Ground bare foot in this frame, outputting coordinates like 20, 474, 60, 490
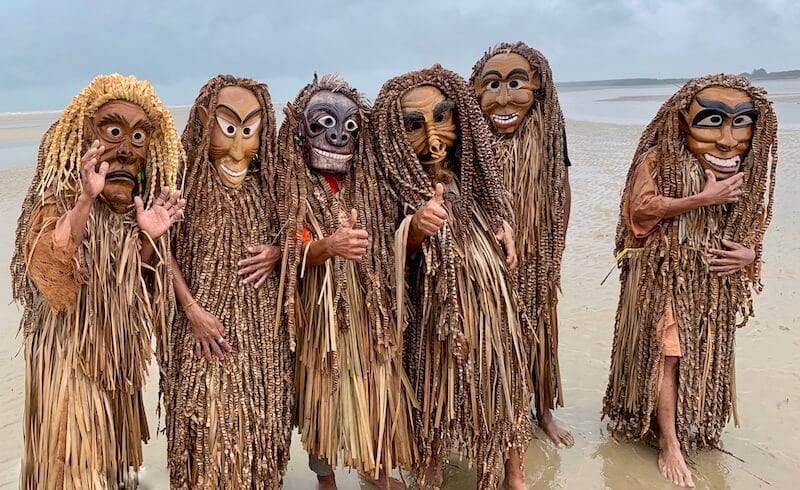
317, 473, 337, 490
361, 471, 405, 489
539, 408, 575, 448
658, 444, 695, 488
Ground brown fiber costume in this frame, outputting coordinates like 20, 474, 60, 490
276, 75, 415, 477
163, 76, 293, 488
602, 74, 778, 450
372, 65, 532, 489
11, 74, 181, 488
471, 42, 569, 415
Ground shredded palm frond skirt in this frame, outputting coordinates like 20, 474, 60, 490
603, 170, 754, 450
495, 109, 566, 414
294, 200, 417, 477
22, 207, 171, 489
394, 184, 533, 490
163, 178, 294, 489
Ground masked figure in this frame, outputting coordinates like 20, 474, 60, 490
372, 65, 532, 490
162, 75, 293, 489
471, 42, 574, 448
10, 74, 184, 488
602, 74, 778, 487
276, 75, 415, 486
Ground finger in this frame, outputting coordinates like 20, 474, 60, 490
238, 262, 264, 276
708, 257, 739, 266
201, 341, 212, 360
134, 196, 145, 215
431, 207, 448, 220
209, 337, 224, 357
351, 229, 369, 239
221, 338, 233, 353
433, 183, 445, 202
254, 272, 269, 289
247, 244, 265, 254
194, 341, 201, 358
708, 248, 733, 257
243, 268, 266, 285
709, 265, 740, 272
346, 208, 358, 228
97, 161, 109, 178
703, 170, 716, 184
720, 239, 741, 249
238, 255, 263, 268
166, 188, 180, 207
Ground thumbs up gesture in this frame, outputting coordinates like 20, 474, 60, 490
412, 183, 448, 237
328, 208, 369, 261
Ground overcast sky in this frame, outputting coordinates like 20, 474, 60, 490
1, 0, 797, 111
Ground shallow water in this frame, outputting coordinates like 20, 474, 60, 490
0, 113, 797, 488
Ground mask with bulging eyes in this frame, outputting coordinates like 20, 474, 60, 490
198, 86, 263, 188
300, 90, 360, 174
84, 100, 152, 213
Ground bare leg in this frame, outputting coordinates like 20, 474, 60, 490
310, 455, 337, 490
657, 356, 694, 488
501, 449, 526, 490
538, 406, 575, 449
361, 471, 405, 489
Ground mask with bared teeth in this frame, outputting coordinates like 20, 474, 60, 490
300, 90, 360, 174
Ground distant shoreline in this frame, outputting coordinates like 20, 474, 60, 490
558, 70, 800, 89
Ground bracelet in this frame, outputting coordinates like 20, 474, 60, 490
182, 298, 198, 313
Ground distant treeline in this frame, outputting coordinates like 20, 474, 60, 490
558, 69, 800, 88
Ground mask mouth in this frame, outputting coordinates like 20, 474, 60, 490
105, 170, 136, 184
220, 163, 248, 178
491, 112, 519, 129
312, 148, 353, 162
703, 153, 741, 173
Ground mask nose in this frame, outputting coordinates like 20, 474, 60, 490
716, 124, 736, 151
497, 85, 510, 106
229, 132, 245, 162
327, 129, 349, 148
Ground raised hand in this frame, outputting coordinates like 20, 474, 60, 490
327, 208, 369, 261
238, 244, 282, 288
701, 170, 743, 206
708, 239, 756, 276
495, 220, 519, 271
186, 303, 233, 360
412, 183, 448, 237
136, 186, 186, 240
80, 139, 109, 199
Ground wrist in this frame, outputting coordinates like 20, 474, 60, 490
76, 191, 96, 209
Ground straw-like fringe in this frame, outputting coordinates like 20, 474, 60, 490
602, 74, 779, 451
20, 202, 170, 489
276, 75, 416, 476
163, 76, 293, 489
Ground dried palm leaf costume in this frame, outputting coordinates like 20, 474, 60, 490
276, 75, 416, 477
372, 65, 533, 489
602, 74, 778, 450
471, 42, 569, 415
162, 75, 293, 488
10, 74, 182, 488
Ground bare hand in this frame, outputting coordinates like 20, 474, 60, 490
80, 140, 109, 199
327, 208, 368, 261
238, 244, 282, 288
708, 239, 755, 276
495, 220, 519, 271
135, 186, 186, 240
412, 183, 448, 236
701, 170, 743, 205
186, 303, 233, 360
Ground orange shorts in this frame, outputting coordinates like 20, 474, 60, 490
657, 302, 681, 357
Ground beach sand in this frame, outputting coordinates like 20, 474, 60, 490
0, 114, 797, 489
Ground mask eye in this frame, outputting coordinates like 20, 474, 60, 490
509, 80, 521, 89
405, 121, 423, 132
733, 113, 755, 127
216, 115, 237, 136
695, 114, 724, 128
242, 117, 261, 138
488, 80, 501, 90
344, 119, 359, 132
434, 113, 445, 123
318, 115, 336, 128
131, 129, 147, 145
106, 125, 123, 139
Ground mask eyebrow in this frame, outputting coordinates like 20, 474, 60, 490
217, 104, 243, 123
481, 70, 502, 79
508, 68, 530, 79
691, 108, 727, 127
403, 111, 425, 125
433, 100, 455, 118
243, 108, 262, 122
696, 97, 754, 115
132, 119, 153, 131
98, 112, 127, 126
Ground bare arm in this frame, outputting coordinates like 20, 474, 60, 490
406, 183, 447, 253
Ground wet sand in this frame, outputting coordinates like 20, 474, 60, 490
0, 115, 797, 489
